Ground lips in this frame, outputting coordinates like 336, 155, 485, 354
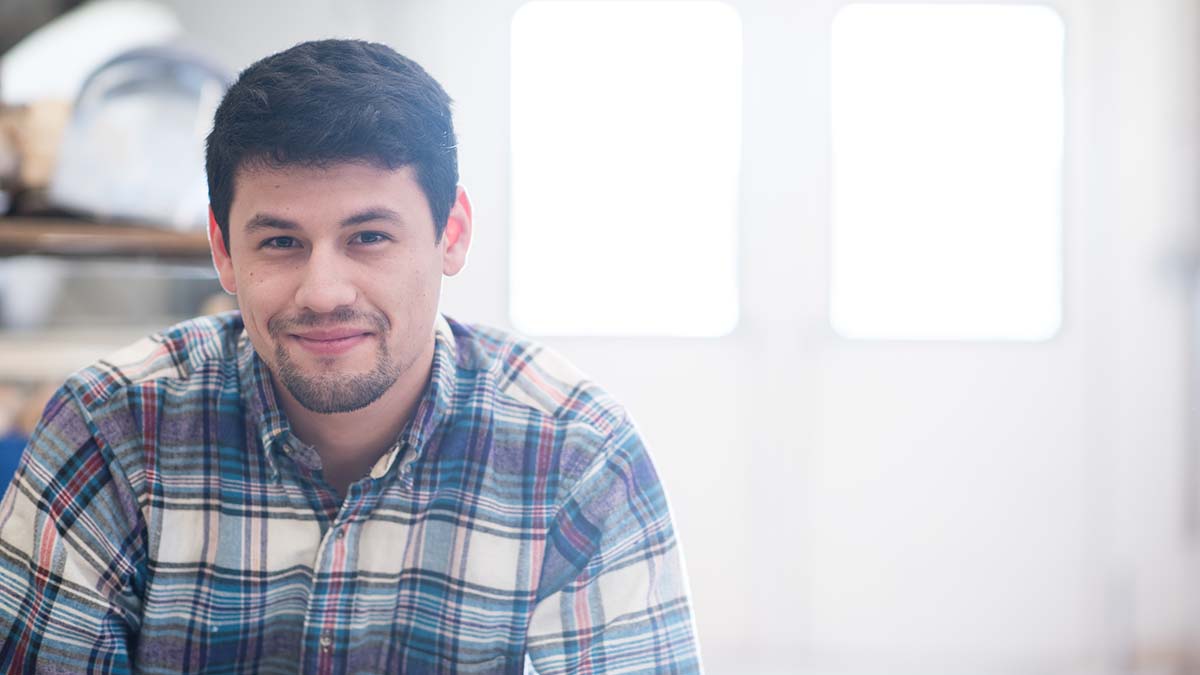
289, 328, 373, 356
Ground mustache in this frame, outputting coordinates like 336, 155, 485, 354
267, 307, 389, 336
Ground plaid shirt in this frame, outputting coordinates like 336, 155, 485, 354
0, 312, 700, 674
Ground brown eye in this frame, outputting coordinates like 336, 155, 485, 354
262, 236, 300, 249
352, 231, 390, 245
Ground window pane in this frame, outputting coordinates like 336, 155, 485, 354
830, 4, 1065, 341
510, 1, 741, 336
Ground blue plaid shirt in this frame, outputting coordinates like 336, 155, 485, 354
0, 312, 700, 673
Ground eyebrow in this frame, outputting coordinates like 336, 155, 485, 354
243, 208, 407, 234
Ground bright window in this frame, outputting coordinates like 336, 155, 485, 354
830, 4, 1065, 341
510, 1, 742, 336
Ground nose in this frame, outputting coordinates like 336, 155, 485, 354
292, 245, 358, 314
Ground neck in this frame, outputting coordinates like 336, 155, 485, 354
272, 335, 436, 491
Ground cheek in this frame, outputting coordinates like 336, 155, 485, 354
238, 266, 290, 302
378, 267, 441, 329
234, 270, 292, 338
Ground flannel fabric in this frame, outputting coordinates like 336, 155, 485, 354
0, 312, 700, 674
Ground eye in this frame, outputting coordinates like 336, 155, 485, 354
260, 236, 300, 250
352, 231, 392, 245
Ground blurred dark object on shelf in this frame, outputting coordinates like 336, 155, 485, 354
0, 139, 12, 215
8, 189, 55, 216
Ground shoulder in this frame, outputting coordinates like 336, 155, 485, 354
441, 317, 653, 507
21, 312, 245, 497
63, 311, 243, 410
443, 316, 629, 441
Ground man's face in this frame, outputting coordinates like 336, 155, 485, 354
210, 162, 470, 414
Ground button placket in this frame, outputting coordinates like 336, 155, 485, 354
397, 449, 417, 488
297, 460, 371, 672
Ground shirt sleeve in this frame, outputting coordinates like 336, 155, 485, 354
525, 417, 702, 674
0, 385, 145, 673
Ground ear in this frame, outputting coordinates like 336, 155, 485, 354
208, 206, 238, 295
441, 186, 473, 276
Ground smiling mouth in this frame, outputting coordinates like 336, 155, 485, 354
289, 329, 373, 356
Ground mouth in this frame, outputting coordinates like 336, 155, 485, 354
288, 328, 374, 356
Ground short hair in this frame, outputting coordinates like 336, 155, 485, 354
205, 39, 457, 249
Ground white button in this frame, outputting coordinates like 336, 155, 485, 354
335, 528, 345, 540
320, 633, 333, 650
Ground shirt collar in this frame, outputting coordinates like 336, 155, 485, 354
238, 313, 459, 476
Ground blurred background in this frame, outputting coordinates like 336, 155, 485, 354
0, 0, 1197, 673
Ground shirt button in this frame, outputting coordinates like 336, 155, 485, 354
320, 632, 333, 651
335, 528, 346, 540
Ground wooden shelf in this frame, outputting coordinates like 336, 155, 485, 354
0, 217, 211, 260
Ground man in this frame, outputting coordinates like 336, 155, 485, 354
0, 39, 700, 673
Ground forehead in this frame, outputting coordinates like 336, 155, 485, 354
228, 161, 430, 230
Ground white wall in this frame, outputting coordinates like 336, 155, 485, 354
152, 1, 1200, 672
